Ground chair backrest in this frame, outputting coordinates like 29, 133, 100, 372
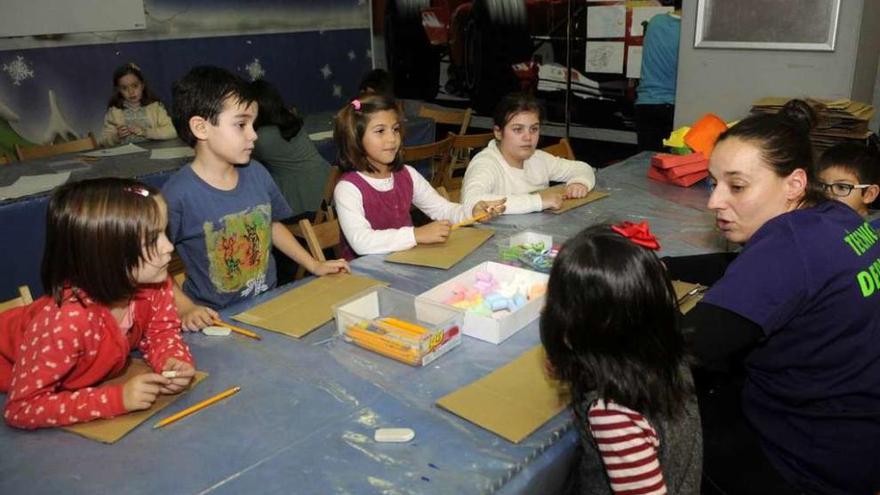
15, 134, 98, 161
438, 132, 495, 190
314, 166, 342, 225
297, 218, 341, 263
0, 154, 10, 165
541, 138, 576, 160
417, 105, 473, 136
0, 286, 34, 313
401, 136, 453, 187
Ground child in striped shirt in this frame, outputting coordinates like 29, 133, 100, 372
540, 224, 702, 494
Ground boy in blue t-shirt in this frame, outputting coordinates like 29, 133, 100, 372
163, 66, 349, 330
816, 142, 880, 228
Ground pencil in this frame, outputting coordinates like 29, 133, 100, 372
451, 212, 490, 230
212, 318, 262, 340
153, 386, 241, 429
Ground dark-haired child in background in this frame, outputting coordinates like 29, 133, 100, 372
816, 141, 880, 228
251, 79, 330, 220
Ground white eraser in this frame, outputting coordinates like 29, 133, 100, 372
374, 427, 415, 443
162, 370, 178, 378
202, 325, 232, 337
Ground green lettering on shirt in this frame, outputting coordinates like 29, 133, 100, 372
844, 222, 879, 256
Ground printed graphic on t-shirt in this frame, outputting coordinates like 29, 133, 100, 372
204, 204, 272, 295
845, 221, 880, 297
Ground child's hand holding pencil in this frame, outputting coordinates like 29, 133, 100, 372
454, 198, 506, 230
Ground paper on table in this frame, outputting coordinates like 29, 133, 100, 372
81, 143, 147, 157
62, 359, 208, 444
308, 130, 334, 141
385, 227, 495, 269
436, 346, 569, 443
150, 146, 195, 160
232, 273, 387, 338
0, 172, 70, 200
544, 187, 610, 214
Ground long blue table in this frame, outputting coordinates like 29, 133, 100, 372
0, 152, 724, 494
0, 114, 435, 301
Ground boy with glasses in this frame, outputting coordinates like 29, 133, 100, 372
816, 142, 879, 226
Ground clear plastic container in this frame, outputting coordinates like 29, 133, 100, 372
498, 231, 557, 273
333, 287, 464, 366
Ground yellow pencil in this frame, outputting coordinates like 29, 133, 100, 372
451, 212, 490, 230
213, 318, 262, 340
153, 386, 241, 429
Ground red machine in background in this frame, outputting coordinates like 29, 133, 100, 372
384, 0, 663, 119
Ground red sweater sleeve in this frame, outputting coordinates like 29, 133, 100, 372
3, 310, 127, 429
587, 399, 668, 495
136, 280, 194, 371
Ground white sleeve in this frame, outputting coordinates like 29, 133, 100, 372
461, 153, 543, 215
334, 180, 417, 255
539, 150, 597, 190
408, 166, 470, 224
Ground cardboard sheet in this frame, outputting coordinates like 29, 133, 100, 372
547, 188, 610, 214
672, 280, 707, 314
232, 274, 387, 338
436, 346, 569, 443
81, 143, 146, 158
149, 146, 195, 160
62, 359, 208, 444
0, 172, 71, 200
384, 227, 495, 269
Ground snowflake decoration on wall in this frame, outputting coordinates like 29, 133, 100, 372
320, 64, 333, 79
245, 58, 266, 81
332, 84, 343, 98
3, 55, 34, 86
347, 50, 356, 61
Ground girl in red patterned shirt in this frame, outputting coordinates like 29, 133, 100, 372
541, 224, 702, 495
0, 178, 195, 429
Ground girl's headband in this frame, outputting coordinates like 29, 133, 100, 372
611, 221, 660, 250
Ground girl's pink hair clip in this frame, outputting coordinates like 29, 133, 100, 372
351, 99, 362, 111
124, 186, 150, 197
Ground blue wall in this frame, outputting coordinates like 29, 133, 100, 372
0, 0, 372, 145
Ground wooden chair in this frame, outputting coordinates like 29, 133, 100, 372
437, 132, 495, 190
15, 134, 97, 161
0, 154, 10, 165
297, 218, 342, 272
401, 136, 453, 187
0, 286, 34, 313
417, 105, 473, 136
313, 166, 342, 225
541, 138, 576, 160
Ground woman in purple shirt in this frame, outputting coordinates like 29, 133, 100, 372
667, 100, 880, 494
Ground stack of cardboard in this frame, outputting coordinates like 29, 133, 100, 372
751, 97, 875, 152
648, 152, 708, 187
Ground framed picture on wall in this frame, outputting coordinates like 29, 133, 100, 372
694, 0, 841, 51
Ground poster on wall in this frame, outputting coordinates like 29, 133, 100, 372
585, 42, 624, 74
0, 0, 372, 153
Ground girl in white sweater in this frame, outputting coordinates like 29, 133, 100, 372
462, 93, 596, 215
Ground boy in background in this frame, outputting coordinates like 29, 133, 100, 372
816, 142, 879, 227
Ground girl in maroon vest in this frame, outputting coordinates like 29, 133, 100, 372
332, 93, 505, 258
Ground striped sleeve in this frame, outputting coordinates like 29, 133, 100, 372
587, 399, 667, 495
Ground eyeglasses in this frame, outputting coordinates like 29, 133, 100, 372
817, 181, 872, 198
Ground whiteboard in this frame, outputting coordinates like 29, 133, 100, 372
695, 0, 840, 51
0, 0, 146, 38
